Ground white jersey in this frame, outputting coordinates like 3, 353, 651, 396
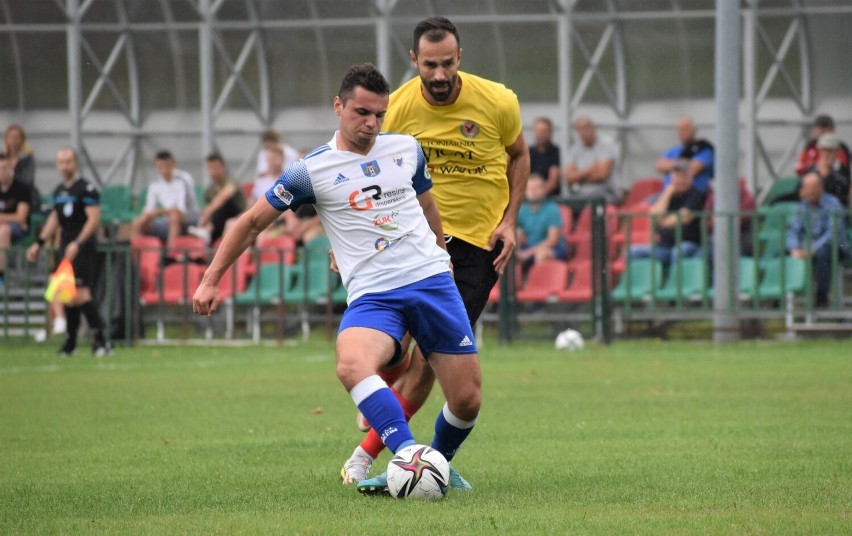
265, 132, 450, 303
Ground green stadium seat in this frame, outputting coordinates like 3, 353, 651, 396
761, 176, 800, 206
708, 256, 758, 300
756, 257, 808, 299
611, 258, 663, 302
655, 257, 708, 301
99, 185, 134, 224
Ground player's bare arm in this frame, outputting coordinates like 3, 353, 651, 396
489, 131, 530, 274
416, 190, 447, 251
193, 198, 281, 315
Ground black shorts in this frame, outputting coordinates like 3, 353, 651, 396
446, 235, 501, 327
57, 239, 99, 290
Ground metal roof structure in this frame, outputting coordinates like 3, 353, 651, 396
2, 1, 851, 192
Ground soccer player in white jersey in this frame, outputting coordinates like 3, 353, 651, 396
192, 64, 482, 495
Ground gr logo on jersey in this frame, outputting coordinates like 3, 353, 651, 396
349, 185, 382, 211
273, 183, 294, 205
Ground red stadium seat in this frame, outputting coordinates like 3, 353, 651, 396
558, 204, 573, 241
621, 177, 663, 209
166, 234, 208, 262
558, 261, 594, 303
516, 260, 570, 303
257, 234, 298, 265
217, 250, 252, 299
131, 235, 163, 293
613, 211, 653, 246
140, 262, 206, 305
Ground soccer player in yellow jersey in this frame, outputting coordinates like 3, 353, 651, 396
344, 16, 530, 494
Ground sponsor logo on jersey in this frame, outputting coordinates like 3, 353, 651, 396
390, 153, 404, 167
374, 237, 391, 251
459, 335, 473, 347
361, 160, 381, 177
273, 183, 293, 205
348, 185, 382, 211
460, 120, 480, 139
63, 202, 74, 217
372, 211, 399, 231
333, 173, 349, 185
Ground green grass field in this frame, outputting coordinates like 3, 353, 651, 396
1, 336, 850, 535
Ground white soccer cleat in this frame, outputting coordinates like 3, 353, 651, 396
340, 445, 374, 485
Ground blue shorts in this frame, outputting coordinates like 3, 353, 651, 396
5, 222, 27, 243
338, 272, 478, 361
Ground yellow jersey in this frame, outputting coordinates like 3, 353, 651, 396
384, 71, 523, 249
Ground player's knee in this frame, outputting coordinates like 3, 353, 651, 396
449, 387, 481, 422
336, 358, 367, 391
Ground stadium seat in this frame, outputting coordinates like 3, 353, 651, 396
99, 185, 134, 224
217, 250, 252, 299
167, 234, 208, 262
140, 262, 206, 304
558, 204, 573, 240
710, 257, 759, 301
284, 236, 335, 304
515, 260, 570, 303
257, 234, 298, 265
131, 235, 163, 293
756, 257, 808, 299
487, 264, 522, 305
621, 177, 663, 208
234, 263, 291, 305
756, 202, 798, 242
655, 257, 709, 301
611, 258, 663, 302
557, 261, 594, 303
761, 176, 800, 206
612, 211, 653, 246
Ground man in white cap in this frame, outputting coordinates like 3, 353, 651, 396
808, 132, 850, 207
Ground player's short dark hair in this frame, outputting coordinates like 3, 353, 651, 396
338, 63, 390, 103
205, 152, 225, 164
413, 16, 460, 53
155, 150, 174, 161
261, 129, 280, 143
813, 114, 834, 129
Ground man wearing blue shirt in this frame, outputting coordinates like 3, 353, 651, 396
787, 172, 847, 307
656, 117, 714, 193
516, 173, 567, 269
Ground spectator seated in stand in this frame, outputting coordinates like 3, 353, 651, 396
516, 173, 568, 271
3, 124, 40, 210
807, 133, 851, 208
188, 153, 246, 245
795, 114, 850, 181
131, 151, 199, 248
256, 128, 299, 181
0, 152, 32, 287
655, 117, 715, 194
529, 116, 561, 197
787, 172, 847, 307
564, 115, 620, 213
630, 159, 707, 269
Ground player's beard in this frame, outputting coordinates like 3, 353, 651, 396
424, 75, 457, 102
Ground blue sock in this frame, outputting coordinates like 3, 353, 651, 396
431, 403, 477, 462
350, 375, 414, 454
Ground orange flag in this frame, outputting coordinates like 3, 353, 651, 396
44, 258, 77, 304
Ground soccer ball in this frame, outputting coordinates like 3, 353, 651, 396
554, 329, 584, 351
387, 444, 450, 500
